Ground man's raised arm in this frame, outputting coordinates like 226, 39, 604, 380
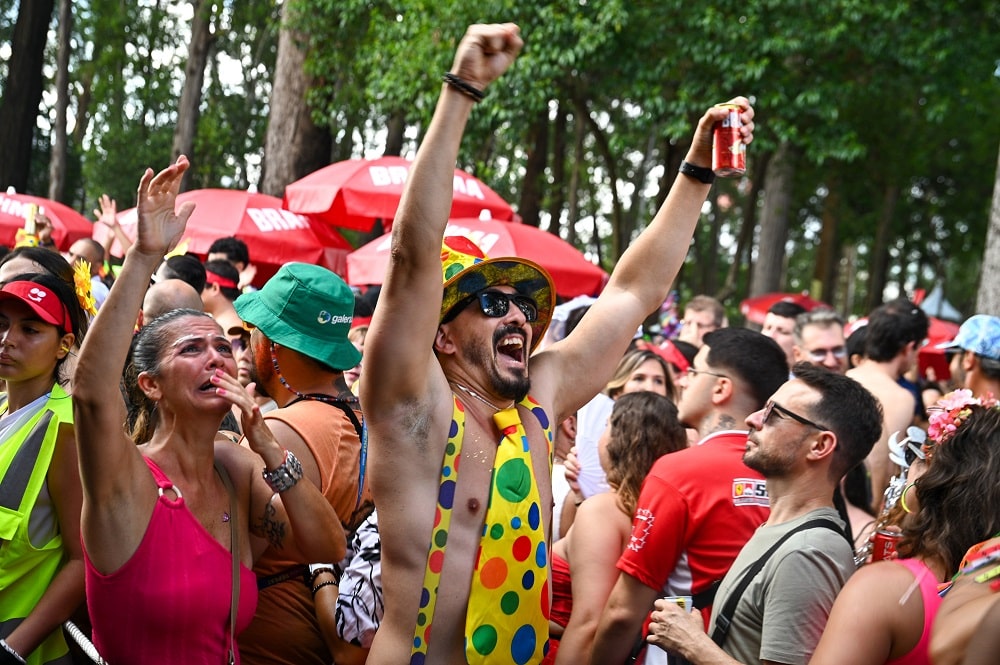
362, 24, 524, 417
535, 99, 755, 421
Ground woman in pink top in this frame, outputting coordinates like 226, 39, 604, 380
72, 157, 346, 665
811, 394, 1000, 665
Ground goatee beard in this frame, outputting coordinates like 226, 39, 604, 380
461, 326, 531, 402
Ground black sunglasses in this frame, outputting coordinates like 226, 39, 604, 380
762, 400, 830, 432
443, 291, 539, 324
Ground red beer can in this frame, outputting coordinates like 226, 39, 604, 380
712, 103, 746, 177
871, 529, 902, 561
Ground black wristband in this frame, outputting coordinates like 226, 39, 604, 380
442, 73, 486, 102
678, 160, 716, 185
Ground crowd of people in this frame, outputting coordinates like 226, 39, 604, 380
1, 20, 998, 665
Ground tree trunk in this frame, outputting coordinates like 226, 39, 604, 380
719, 151, 768, 302
0, 0, 55, 192
518, 109, 549, 228
546, 102, 567, 235
172, 0, 214, 192
47, 0, 72, 202
384, 110, 405, 157
565, 112, 585, 247
260, 4, 332, 197
749, 141, 796, 297
815, 173, 841, 302
976, 139, 1000, 315
866, 183, 900, 311
579, 102, 623, 259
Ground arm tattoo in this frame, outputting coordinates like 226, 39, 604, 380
255, 494, 287, 550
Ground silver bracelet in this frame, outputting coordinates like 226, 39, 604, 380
0, 639, 26, 664
261, 449, 303, 493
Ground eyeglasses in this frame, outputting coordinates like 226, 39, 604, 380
229, 337, 248, 352
762, 400, 830, 432
685, 366, 728, 380
443, 291, 538, 324
804, 346, 847, 362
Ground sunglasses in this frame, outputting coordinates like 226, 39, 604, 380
229, 337, 249, 352
443, 291, 539, 324
762, 400, 830, 432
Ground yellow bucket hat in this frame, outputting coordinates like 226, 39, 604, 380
439, 235, 555, 351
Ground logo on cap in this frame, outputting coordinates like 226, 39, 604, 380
27, 287, 46, 304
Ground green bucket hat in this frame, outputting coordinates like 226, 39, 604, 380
439, 235, 555, 351
234, 262, 361, 371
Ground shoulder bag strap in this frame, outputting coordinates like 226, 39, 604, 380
284, 393, 367, 511
710, 517, 845, 647
215, 460, 239, 665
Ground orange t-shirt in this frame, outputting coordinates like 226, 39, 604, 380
238, 399, 374, 665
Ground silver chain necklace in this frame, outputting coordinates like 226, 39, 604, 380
450, 382, 514, 412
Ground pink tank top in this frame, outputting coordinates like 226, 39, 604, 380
84, 457, 258, 664
886, 557, 943, 665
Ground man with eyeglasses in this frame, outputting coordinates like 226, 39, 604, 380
360, 22, 757, 665
645, 362, 883, 665
792, 308, 848, 375
593, 328, 787, 665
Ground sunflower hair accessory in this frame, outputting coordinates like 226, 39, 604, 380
924, 389, 999, 460
73, 260, 98, 317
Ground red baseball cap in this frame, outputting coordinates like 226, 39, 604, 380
0, 281, 71, 334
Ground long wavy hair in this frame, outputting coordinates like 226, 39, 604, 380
899, 406, 1000, 576
604, 391, 687, 516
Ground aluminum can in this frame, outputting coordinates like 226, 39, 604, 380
871, 529, 902, 561
712, 104, 746, 177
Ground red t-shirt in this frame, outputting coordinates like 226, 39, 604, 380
618, 430, 769, 622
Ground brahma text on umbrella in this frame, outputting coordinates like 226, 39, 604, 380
0, 195, 41, 220
247, 207, 310, 232
368, 166, 488, 200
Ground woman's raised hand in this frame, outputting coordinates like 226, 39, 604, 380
135, 155, 196, 258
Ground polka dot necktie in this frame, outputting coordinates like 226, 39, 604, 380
409, 398, 550, 665
463, 406, 550, 664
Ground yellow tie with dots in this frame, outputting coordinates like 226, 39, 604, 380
464, 405, 550, 664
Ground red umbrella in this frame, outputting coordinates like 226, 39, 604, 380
740, 292, 830, 325
93, 189, 353, 286
0, 192, 94, 250
918, 316, 961, 381
347, 218, 608, 297
283, 156, 515, 232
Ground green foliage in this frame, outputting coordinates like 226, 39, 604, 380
3, 0, 997, 318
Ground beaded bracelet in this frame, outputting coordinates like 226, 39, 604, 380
443, 73, 486, 102
312, 580, 338, 596
309, 565, 338, 587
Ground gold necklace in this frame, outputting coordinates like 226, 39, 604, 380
450, 382, 514, 412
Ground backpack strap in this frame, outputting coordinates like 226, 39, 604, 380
710, 517, 847, 647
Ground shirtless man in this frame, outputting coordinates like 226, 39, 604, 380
361, 23, 755, 665
847, 298, 928, 513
